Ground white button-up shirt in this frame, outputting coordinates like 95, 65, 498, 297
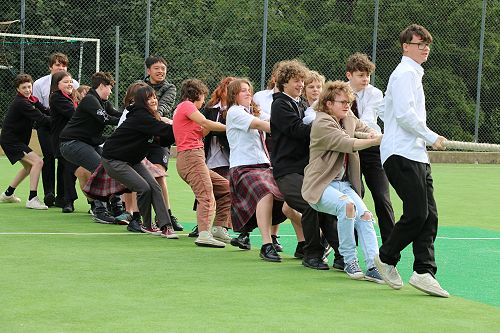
352, 84, 384, 133
226, 104, 269, 168
380, 56, 438, 164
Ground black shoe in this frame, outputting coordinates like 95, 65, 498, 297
44, 193, 55, 207
170, 214, 184, 231
188, 225, 199, 237
302, 257, 330, 270
93, 211, 117, 224
271, 235, 283, 252
109, 195, 125, 217
230, 232, 251, 250
127, 218, 144, 233
294, 241, 305, 259
62, 202, 74, 213
260, 243, 281, 262
332, 257, 345, 271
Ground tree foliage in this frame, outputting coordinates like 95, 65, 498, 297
1, 0, 498, 143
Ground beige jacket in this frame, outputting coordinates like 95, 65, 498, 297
301, 111, 376, 204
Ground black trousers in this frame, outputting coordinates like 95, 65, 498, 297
57, 156, 78, 204
275, 173, 340, 260
359, 146, 395, 243
379, 155, 438, 276
37, 127, 64, 198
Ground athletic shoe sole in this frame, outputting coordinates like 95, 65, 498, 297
195, 241, 225, 248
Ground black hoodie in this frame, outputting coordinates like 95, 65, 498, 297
270, 92, 311, 179
102, 104, 174, 164
60, 89, 121, 146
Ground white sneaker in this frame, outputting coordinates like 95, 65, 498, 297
195, 230, 226, 248
211, 226, 232, 243
0, 193, 21, 203
409, 272, 450, 298
26, 196, 48, 210
374, 254, 403, 289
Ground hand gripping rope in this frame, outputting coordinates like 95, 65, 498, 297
353, 132, 500, 152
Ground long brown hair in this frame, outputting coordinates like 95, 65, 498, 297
207, 76, 236, 108
123, 81, 148, 107
133, 85, 160, 120
226, 78, 253, 109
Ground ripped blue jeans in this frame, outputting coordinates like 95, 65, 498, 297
310, 180, 378, 269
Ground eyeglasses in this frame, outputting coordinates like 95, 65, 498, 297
333, 100, 351, 107
406, 42, 431, 50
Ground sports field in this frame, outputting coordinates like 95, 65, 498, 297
0, 157, 499, 332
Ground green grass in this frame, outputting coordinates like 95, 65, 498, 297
0, 157, 499, 332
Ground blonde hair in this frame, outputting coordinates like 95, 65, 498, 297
315, 81, 355, 115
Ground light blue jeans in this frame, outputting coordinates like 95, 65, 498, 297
310, 180, 378, 269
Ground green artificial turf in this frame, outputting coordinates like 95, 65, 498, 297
0, 158, 499, 332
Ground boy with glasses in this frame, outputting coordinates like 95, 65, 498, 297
374, 24, 449, 297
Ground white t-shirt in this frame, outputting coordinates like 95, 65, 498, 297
226, 104, 269, 168
252, 89, 274, 121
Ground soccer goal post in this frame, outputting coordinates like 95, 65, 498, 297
0, 32, 100, 77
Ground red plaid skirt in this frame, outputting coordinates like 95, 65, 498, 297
83, 163, 130, 201
229, 164, 286, 232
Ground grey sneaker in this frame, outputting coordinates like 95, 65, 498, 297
365, 267, 385, 284
344, 260, 365, 280
195, 231, 225, 248
409, 272, 450, 298
26, 196, 48, 210
211, 226, 231, 243
374, 254, 403, 289
0, 193, 21, 203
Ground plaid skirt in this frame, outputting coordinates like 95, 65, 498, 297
229, 164, 286, 232
83, 158, 164, 201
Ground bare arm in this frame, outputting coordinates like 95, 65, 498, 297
249, 117, 270, 133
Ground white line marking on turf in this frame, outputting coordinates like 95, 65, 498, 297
0, 233, 498, 240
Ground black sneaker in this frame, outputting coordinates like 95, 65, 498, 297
294, 241, 305, 259
332, 257, 345, 271
44, 193, 55, 207
271, 235, 283, 252
93, 210, 117, 224
170, 214, 184, 231
188, 225, 199, 237
260, 243, 281, 262
127, 218, 144, 233
62, 202, 74, 213
230, 232, 251, 250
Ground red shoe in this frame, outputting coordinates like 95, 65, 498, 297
140, 225, 162, 235
161, 226, 179, 239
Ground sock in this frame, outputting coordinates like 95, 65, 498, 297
5, 186, 15, 196
132, 212, 141, 220
29, 191, 37, 200
168, 209, 172, 216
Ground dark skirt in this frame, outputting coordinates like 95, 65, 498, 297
229, 164, 286, 232
1, 142, 32, 164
